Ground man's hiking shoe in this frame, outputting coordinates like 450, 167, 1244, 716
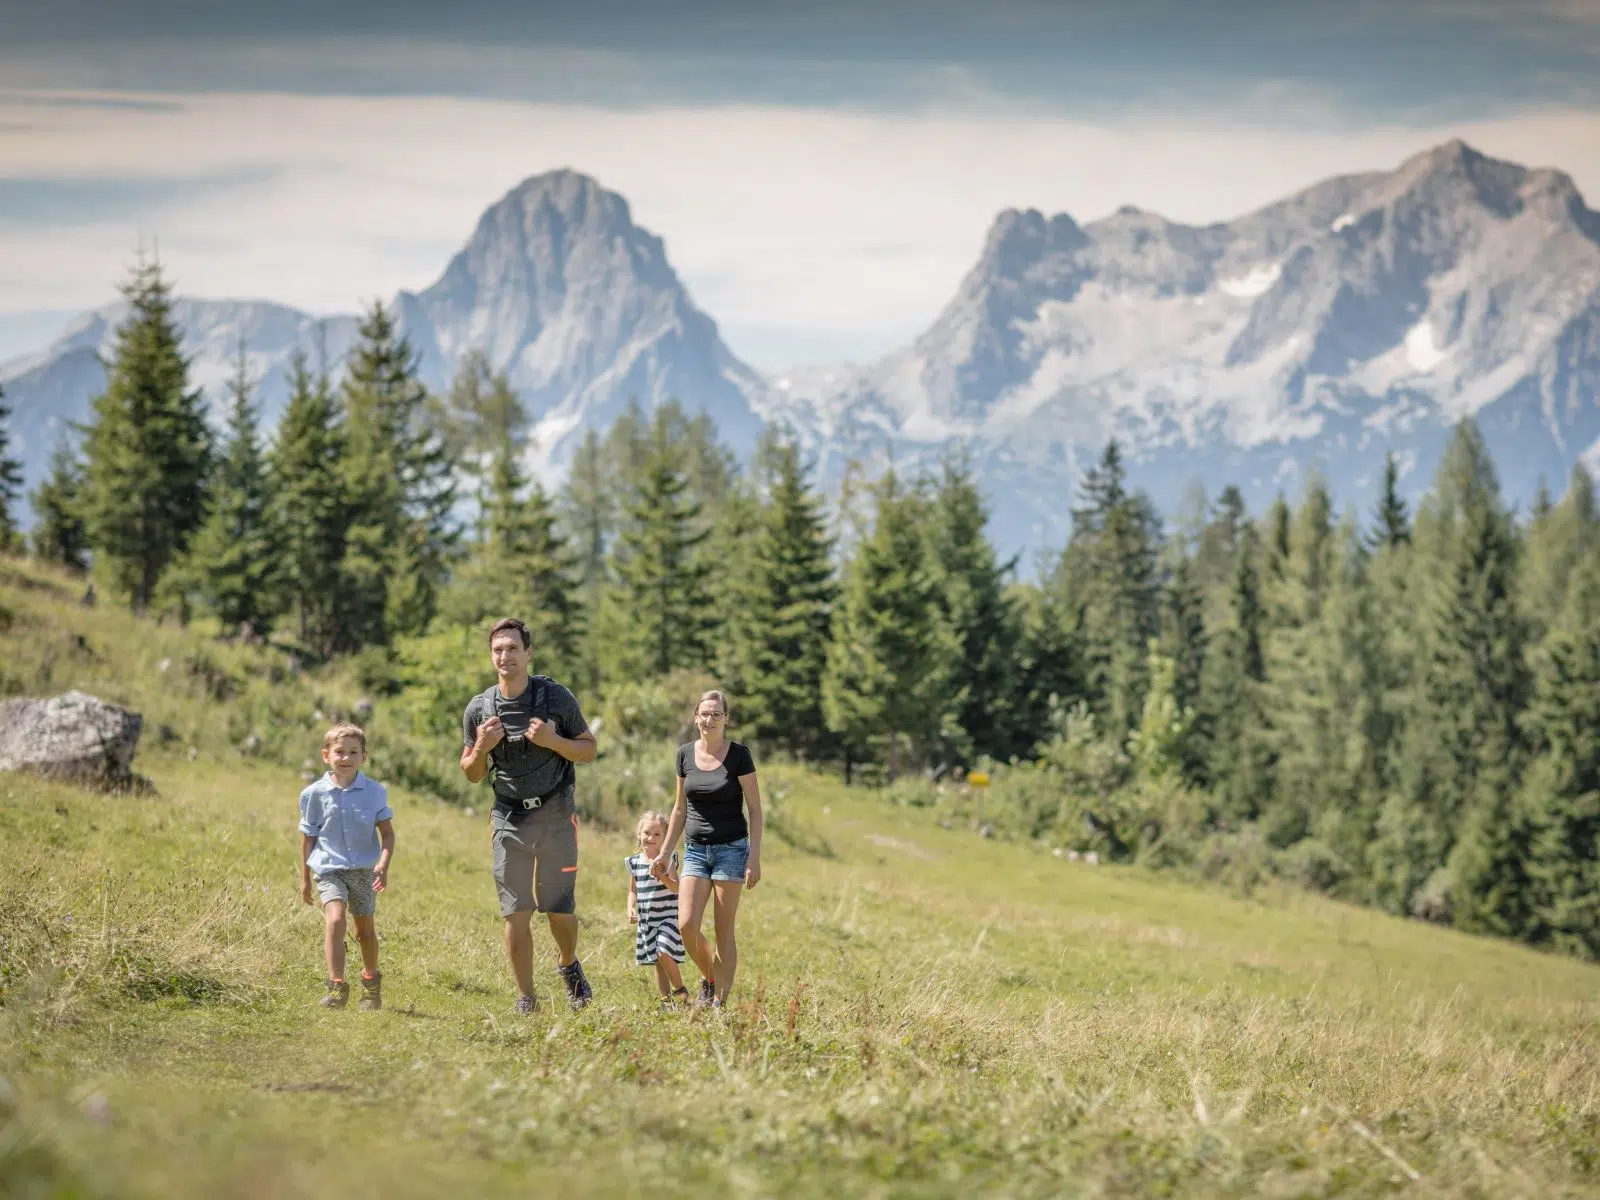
358, 972, 382, 1012
515, 993, 539, 1015
320, 979, 349, 1009
695, 978, 715, 1008
559, 960, 592, 1011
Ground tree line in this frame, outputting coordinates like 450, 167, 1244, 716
1, 255, 1596, 960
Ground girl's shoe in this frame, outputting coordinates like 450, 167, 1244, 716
320, 979, 349, 1009
358, 972, 382, 1011
660, 986, 690, 1011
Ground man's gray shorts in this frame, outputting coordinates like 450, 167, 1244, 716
491, 794, 579, 917
315, 868, 376, 917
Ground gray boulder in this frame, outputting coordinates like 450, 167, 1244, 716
0, 691, 144, 789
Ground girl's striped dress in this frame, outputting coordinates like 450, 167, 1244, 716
626, 853, 685, 965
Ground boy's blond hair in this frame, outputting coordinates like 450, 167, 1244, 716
635, 809, 668, 849
322, 722, 367, 753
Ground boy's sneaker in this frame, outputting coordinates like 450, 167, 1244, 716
695, 978, 715, 1008
320, 979, 349, 1009
558, 960, 592, 1010
358, 972, 382, 1012
515, 993, 539, 1015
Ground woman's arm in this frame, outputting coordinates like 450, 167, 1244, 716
740, 772, 763, 889
654, 777, 689, 872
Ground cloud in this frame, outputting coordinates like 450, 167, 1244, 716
1, 88, 1597, 369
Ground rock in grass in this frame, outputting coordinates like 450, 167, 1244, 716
0, 691, 144, 789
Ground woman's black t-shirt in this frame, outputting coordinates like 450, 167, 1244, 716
677, 740, 756, 845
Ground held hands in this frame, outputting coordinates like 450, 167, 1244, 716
477, 715, 506, 751
649, 852, 671, 880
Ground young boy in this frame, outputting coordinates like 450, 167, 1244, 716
299, 723, 394, 1010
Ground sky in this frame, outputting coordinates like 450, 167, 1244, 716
1, 0, 1598, 370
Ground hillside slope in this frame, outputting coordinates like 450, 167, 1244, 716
1, 558, 1597, 1197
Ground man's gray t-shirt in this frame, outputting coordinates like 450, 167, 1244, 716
462, 677, 589, 806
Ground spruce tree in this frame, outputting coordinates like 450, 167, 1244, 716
1198, 523, 1272, 819
1373, 423, 1529, 917
822, 469, 957, 779
1061, 441, 1162, 735
337, 301, 457, 647
1159, 553, 1208, 784
722, 432, 836, 758
268, 352, 348, 656
1513, 555, 1600, 957
1520, 463, 1599, 642
1368, 451, 1412, 550
29, 437, 90, 571
0, 385, 22, 553
181, 344, 280, 636
80, 253, 211, 610
606, 406, 715, 679
925, 450, 1022, 762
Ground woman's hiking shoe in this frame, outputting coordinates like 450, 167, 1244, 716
559, 960, 592, 1010
515, 993, 539, 1015
320, 979, 349, 1009
358, 972, 382, 1012
695, 978, 715, 1008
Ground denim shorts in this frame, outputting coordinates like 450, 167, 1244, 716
682, 837, 749, 882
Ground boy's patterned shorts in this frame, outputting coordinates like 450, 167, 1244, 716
315, 868, 376, 916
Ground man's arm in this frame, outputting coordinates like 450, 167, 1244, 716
528, 721, 597, 764
460, 708, 505, 783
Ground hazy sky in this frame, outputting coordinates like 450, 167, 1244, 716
2, 0, 1598, 369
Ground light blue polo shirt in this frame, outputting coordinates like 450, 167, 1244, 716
299, 772, 393, 874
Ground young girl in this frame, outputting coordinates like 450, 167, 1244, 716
625, 811, 688, 1007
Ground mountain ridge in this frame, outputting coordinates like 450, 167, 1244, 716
6, 141, 1600, 551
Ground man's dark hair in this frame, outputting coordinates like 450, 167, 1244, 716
489, 617, 531, 649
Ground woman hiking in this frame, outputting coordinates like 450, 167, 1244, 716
652, 690, 763, 1008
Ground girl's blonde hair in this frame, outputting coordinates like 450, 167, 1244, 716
635, 809, 669, 849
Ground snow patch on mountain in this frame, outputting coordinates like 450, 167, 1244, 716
1218, 261, 1282, 298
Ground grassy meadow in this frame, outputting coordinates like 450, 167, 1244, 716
1, 559, 1598, 1198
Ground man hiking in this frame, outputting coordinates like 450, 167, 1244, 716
461, 617, 598, 1012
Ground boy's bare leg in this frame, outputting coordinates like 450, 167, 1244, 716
323, 900, 348, 981
503, 911, 537, 999
352, 913, 379, 976
659, 955, 685, 995
711, 881, 744, 1003
678, 877, 714, 983
546, 912, 578, 968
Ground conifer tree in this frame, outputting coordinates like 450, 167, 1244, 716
823, 469, 957, 778
925, 450, 1022, 762
268, 352, 348, 656
80, 254, 211, 610
30, 437, 90, 571
1520, 463, 1599, 642
721, 432, 836, 757
1368, 451, 1412, 550
439, 370, 581, 674
338, 301, 457, 647
181, 344, 280, 635
1159, 553, 1208, 783
0, 385, 22, 553
1198, 523, 1272, 817
1062, 441, 1162, 735
606, 406, 715, 679
1512, 555, 1600, 957
1373, 423, 1529, 916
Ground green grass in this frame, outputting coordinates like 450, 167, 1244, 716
2, 560, 1599, 1197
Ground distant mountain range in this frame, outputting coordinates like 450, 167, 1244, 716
5, 141, 1599, 555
